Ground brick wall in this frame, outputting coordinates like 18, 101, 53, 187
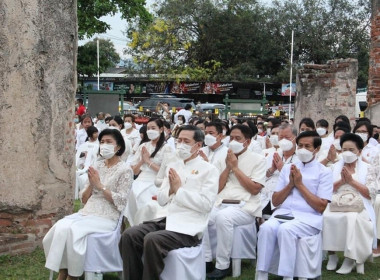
366, 0, 380, 124
295, 59, 357, 129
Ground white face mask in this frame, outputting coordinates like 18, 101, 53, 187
222, 130, 227, 136
270, 135, 279, 146
296, 148, 315, 163
100, 144, 117, 159
316, 127, 327, 136
266, 128, 272, 136
229, 140, 246, 154
355, 132, 368, 143
333, 138, 341, 150
258, 128, 263, 134
147, 129, 160, 140
109, 126, 120, 131
124, 122, 132, 130
342, 151, 358, 164
278, 138, 294, 151
176, 143, 196, 160
204, 134, 217, 147
178, 120, 183, 125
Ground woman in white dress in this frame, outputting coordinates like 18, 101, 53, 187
121, 114, 141, 150
108, 116, 132, 161
126, 118, 173, 226
319, 126, 350, 167
353, 120, 378, 163
323, 133, 376, 275
43, 129, 133, 280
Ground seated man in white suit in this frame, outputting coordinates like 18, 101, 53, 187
205, 124, 267, 279
255, 131, 333, 280
119, 125, 219, 280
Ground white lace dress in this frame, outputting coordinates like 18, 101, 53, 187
43, 160, 133, 277
125, 142, 173, 226
367, 153, 380, 239
323, 162, 376, 264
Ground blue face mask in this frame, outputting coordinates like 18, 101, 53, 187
74, 118, 79, 123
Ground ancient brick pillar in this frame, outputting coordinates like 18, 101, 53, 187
295, 59, 358, 130
0, 1, 76, 255
367, 0, 380, 124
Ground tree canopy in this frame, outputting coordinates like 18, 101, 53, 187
77, 39, 120, 77
77, 0, 152, 40
125, 0, 370, 86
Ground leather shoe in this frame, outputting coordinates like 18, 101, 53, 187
207, 268, 230, 279
206, 262, 214, 274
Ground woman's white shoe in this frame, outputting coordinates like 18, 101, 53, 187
326, 254, 339, 270
336, 258, 355, 274
356, 263, 364, 274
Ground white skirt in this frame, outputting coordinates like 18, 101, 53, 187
43, 213, 117, 276
125, 179, 165, 226
322, 204, 373, 263
374, 194, 380, 239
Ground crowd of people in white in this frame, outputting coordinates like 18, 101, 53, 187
42, 102, 380, 280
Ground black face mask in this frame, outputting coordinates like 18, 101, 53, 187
374, 133, 379, 140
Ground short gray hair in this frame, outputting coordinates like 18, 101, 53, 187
178, 125, 205, 143
279, 123, 297, 136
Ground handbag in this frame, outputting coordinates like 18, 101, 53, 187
329, 190, 364, 212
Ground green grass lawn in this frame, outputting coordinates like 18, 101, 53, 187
0, 247, 379, 280
2, 201, 378, 279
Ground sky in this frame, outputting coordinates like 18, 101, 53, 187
78, 0, 156, 60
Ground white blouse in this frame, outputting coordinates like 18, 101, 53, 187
79, 160, 133, 221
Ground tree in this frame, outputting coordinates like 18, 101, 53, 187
77, 39, 120, 77
77, 0, 152, 39
126, 0, 371, 84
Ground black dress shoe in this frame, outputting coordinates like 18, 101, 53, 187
206, 262, 214, 273
206, 268, 230, 279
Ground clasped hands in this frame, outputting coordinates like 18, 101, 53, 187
169, 168, 182, 194
288, 164, 303, 189
88, 166, 102, 191
141, 146, 151, 164
225, 149, 238, 171
269, 152, 284, 173
340, 166, 354, 185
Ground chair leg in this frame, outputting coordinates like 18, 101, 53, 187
118, 271, 123, 280
84, 272, 102, 280
49, 270, 54, 280
232, 258, 241, 278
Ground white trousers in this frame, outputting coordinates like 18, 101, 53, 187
256, 218, 319, 277
203, 206, 255, 269
43, 213, 116, 277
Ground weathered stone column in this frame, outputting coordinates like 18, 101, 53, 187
367, 0, 380, 124
0, 1, 76, 254
295, 59, 358, 129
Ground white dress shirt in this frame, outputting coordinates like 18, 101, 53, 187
201, 144, 228, 166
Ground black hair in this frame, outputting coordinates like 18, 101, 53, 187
111, 115, 124, 129
123, 113, 135, 123
333, 121, 351, 133
299, 117, 315, 130
220, 121, 230, 135
185, 104, 192, 110
257, 122, 264, 128
98, 128, 126, 156
86, 126, 98, 141
80, 113, 92, 124
230, 124, 253, 140
177, 125, 205, 143
139, 125, 149, 146
353, 121, 373, 141
296, 131, 322, 149
267, 118, 281, 128
178, 115, 186, 122
357, 117, 371, 124
205, 122, 223, 134
243, 120, 258, 136
316, 119, 329, 128
334, 126, 350, 136
340, 132, 364, 150
77, 98, 84, 105
147, 118, 166, 158
105, 116, 113, 123
163, 121, 171, 130
334, 115, 350, 125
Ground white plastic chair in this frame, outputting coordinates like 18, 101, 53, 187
83, 213, 124, 280
208, 222, 257, 278
268, 232, 323, 279
160, 242, 205, 280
